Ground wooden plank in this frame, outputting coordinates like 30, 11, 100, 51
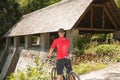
78, 28, 115, 31
104, 7, 118, 29
106, 2, 120, 28
92, 4, 103, 7
102, 6, 105, 29
90, 6, 93, 28
5, 47, 20, 79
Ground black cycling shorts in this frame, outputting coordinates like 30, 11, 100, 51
56, 58, 72, 75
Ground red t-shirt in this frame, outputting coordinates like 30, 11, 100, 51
51, 37, 70, 59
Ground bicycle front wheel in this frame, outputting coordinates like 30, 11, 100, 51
68, 72, 80, 80
51, 67, 57, 80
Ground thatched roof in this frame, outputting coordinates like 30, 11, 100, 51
3, 0, 120, 37
4, 0, 92, 37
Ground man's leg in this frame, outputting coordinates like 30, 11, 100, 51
56, 59, 64, 80
57, 75, 62, 80
65, 59, 72, 74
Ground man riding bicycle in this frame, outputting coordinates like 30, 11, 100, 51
47, 28, 72, 80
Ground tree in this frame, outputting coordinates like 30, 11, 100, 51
0, 0, 21, 41
0, 0, 61, 43
115, 0, 120, 8
17, 0, 61, 14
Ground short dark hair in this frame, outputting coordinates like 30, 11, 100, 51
58, 28, 65, 33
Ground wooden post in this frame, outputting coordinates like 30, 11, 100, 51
66, 29, 79, 52
40, 33, 50, 51
90, 6, 93, 28
41, 34, 45, 51
6, 37, 11, 46
45, 33, 50, 49
36, 36, 40, 45
102, 6, 105, 29
104, 7, 117, 29
113, 31, 120, 44
25, 35, 32, 48
14, 37, 20, 47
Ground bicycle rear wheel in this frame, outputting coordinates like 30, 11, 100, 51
51, 67, 67, 80
68, 72, 80, 80
51, 67, 57, 80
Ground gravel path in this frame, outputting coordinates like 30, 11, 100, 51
79, 62, 120, 80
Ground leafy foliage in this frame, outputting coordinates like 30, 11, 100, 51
6, 54, 51, 80
91, 34, 107, 40
34, 53, 40, 66
76, 38, 89, 51
115, 55, 120, 62
73, 62, 106, 75
73, 42, 120, 64
6, 66, 50, 80
95, 44, 120, 55
94, 44, 120, 63
17, 0, 61, 14
0, 0, 61, 41
115, 0, 120, 8
0, 0, 21, 39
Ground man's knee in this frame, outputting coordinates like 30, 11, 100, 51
57, 75, 62, 80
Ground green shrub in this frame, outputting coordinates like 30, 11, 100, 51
73, 62, 106, 75
91, 34, 106, 40
115, 55, 120, 62
95, 44, 120, 63
116, 46, 120, 60
6, 54, 50, 80
6, 66, 50, 80
34, 54, 40, 66
114, 0, 120, 8
95, 44, 120, 55
76, 38, 89, 51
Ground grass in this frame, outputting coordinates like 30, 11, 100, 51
84, 47, 96, 55
72, 44, 120, 75
73, 62, 106, 75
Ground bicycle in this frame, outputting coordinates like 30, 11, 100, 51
51, 56, 80, 80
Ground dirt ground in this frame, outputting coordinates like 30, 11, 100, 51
80, 62, 120, 80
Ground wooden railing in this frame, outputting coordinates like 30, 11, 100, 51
5, 47, 20, 79
0, 46, 9, 73
0, 45, 5, 56
0, 46, 20, 80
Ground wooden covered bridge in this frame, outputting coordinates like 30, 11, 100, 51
0, 0, 120, 79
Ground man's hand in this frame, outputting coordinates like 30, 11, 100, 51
47, 53, 52, 58
47, 48, 54, 58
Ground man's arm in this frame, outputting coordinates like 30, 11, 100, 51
47, 39, 56, 58
47, 48, 54, 58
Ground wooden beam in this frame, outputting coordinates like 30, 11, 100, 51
14, 37, 20, 46
104, 7, 118, 29
90, 6, 93, 28
73, 3, 92, 29
92, 4, 103, 7
6, 37, 11, 46
105, 2, 120, 28
78, 28, 115, 32
102, 6, 105, 29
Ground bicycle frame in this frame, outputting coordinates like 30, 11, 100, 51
50, 56, 80, 80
